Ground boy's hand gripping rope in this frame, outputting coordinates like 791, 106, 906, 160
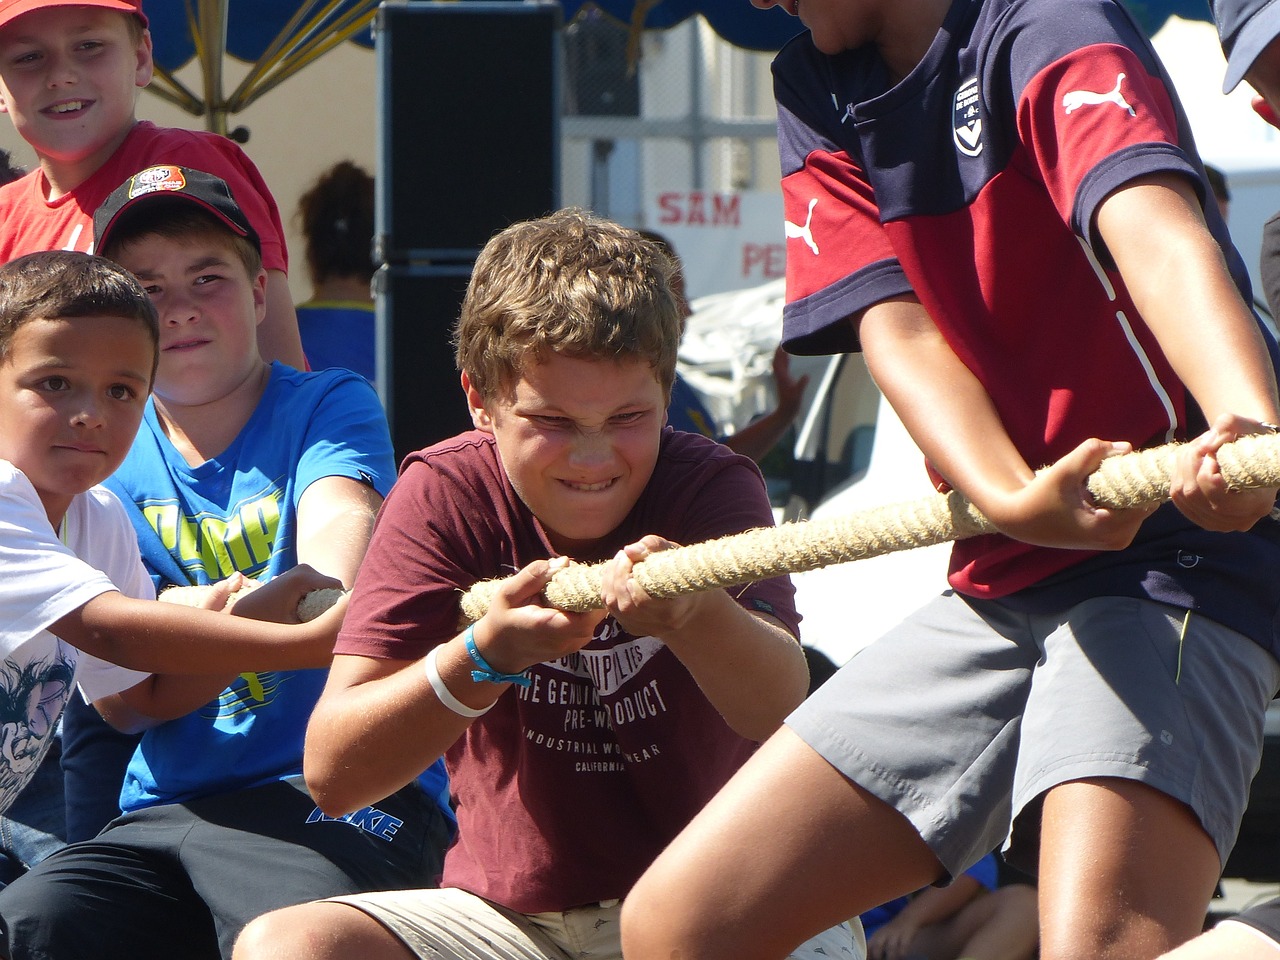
456, 433, 1280, 623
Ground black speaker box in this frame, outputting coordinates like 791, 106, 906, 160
375, 1, 562, 262
375, 263, 476, 460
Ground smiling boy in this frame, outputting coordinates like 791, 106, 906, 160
0, 0, 303, 367
229, 209, 862, 960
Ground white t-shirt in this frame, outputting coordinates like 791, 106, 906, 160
0, 460, 149, 813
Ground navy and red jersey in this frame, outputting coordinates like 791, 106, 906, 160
772, 0, 1280, 650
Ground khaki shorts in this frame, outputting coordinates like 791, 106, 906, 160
326, 886, 865, 960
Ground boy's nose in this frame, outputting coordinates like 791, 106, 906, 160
161, 298, 197, 326
71, 399, 104, 428
567, 428, 613, 467
44, 52, 78, 86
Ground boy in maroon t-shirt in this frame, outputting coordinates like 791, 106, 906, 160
232, 209, 862, 960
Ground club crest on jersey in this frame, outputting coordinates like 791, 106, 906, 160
1062, 73, 1135, 117
953, 77, 983, 157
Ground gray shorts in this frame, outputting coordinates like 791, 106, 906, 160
326, 887, 864, 960
788, 593, 1280, 877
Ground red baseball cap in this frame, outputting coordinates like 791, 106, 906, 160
0, 0, 148, 32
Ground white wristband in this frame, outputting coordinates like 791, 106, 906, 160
424, 645, 492, 718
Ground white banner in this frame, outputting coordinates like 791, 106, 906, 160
645, 190, 785, 300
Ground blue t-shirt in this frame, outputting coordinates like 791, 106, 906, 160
296, 300, 376, 386
105, 363, 448, 816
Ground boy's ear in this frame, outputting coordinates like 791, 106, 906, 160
134, 28, 154, 89
252, 268, 268, 327
460, 371, 493, 433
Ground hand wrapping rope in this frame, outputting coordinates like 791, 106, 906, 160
457, 432, 1280, 623
160, 584, 348, 621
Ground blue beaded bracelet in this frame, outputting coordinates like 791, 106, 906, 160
464, 624, 532, 687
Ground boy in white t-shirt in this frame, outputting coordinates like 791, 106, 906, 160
0, 248, 345, 817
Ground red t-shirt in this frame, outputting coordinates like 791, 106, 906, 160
336, 429, 799, 912
0, 120, 287, 273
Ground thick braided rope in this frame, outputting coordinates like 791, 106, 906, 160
458, 433, 1280, 622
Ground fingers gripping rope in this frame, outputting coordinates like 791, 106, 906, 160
457, 433, 1280, 623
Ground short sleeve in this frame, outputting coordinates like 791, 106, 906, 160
0, 464, 121, 654
293, 372, 397, 502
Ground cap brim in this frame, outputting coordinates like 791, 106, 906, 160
96, 194, 257, 255
1223, 5, 1280, 93
0, 0, 147, 32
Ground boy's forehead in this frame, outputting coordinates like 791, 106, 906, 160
8, 312, 154, 363
111, 231, 251, 278
504, 352, 666, 402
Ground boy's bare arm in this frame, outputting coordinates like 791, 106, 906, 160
95, 670, 238, 733
258, 269, 307, 370
1097, 171, 1280, 531
52, 566, 346, 675
859, 298, 1154, 551
305, 560, 604, 816
295, 475, 383, 589
94, 577, 244, 731
599, 536, 808, 742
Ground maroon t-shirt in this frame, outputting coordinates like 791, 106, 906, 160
336, 429, 799, 912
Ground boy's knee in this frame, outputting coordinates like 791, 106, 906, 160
233, 909, 292, 960
622, 878, 695, 960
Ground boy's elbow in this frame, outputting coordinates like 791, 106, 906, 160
303, 757, 359, 817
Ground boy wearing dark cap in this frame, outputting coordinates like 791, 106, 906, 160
0, 167, 452, 960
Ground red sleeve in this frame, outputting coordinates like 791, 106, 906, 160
1016, 43, 1191, 240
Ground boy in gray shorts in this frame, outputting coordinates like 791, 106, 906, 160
618, 0, 1280, 959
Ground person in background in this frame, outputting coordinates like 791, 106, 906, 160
639, 230, 809, 464
862, 852, 1038, 960
1215, 0, 1280, 320
295, 161, 377, 386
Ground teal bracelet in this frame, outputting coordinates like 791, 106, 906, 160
464, 624, 532, 687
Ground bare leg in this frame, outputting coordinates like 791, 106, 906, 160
623, 726, 942, 960
233, 901, 416, 960
1038, 779, 1221, 960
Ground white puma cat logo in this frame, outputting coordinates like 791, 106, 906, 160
1062, 72, 1135, 117
785, 198, 820, 256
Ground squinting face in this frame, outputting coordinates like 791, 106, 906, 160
110, 232, 266, 409
0, 7, 151, 182
0, 314, 152, 523
466, 352, 668, 557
